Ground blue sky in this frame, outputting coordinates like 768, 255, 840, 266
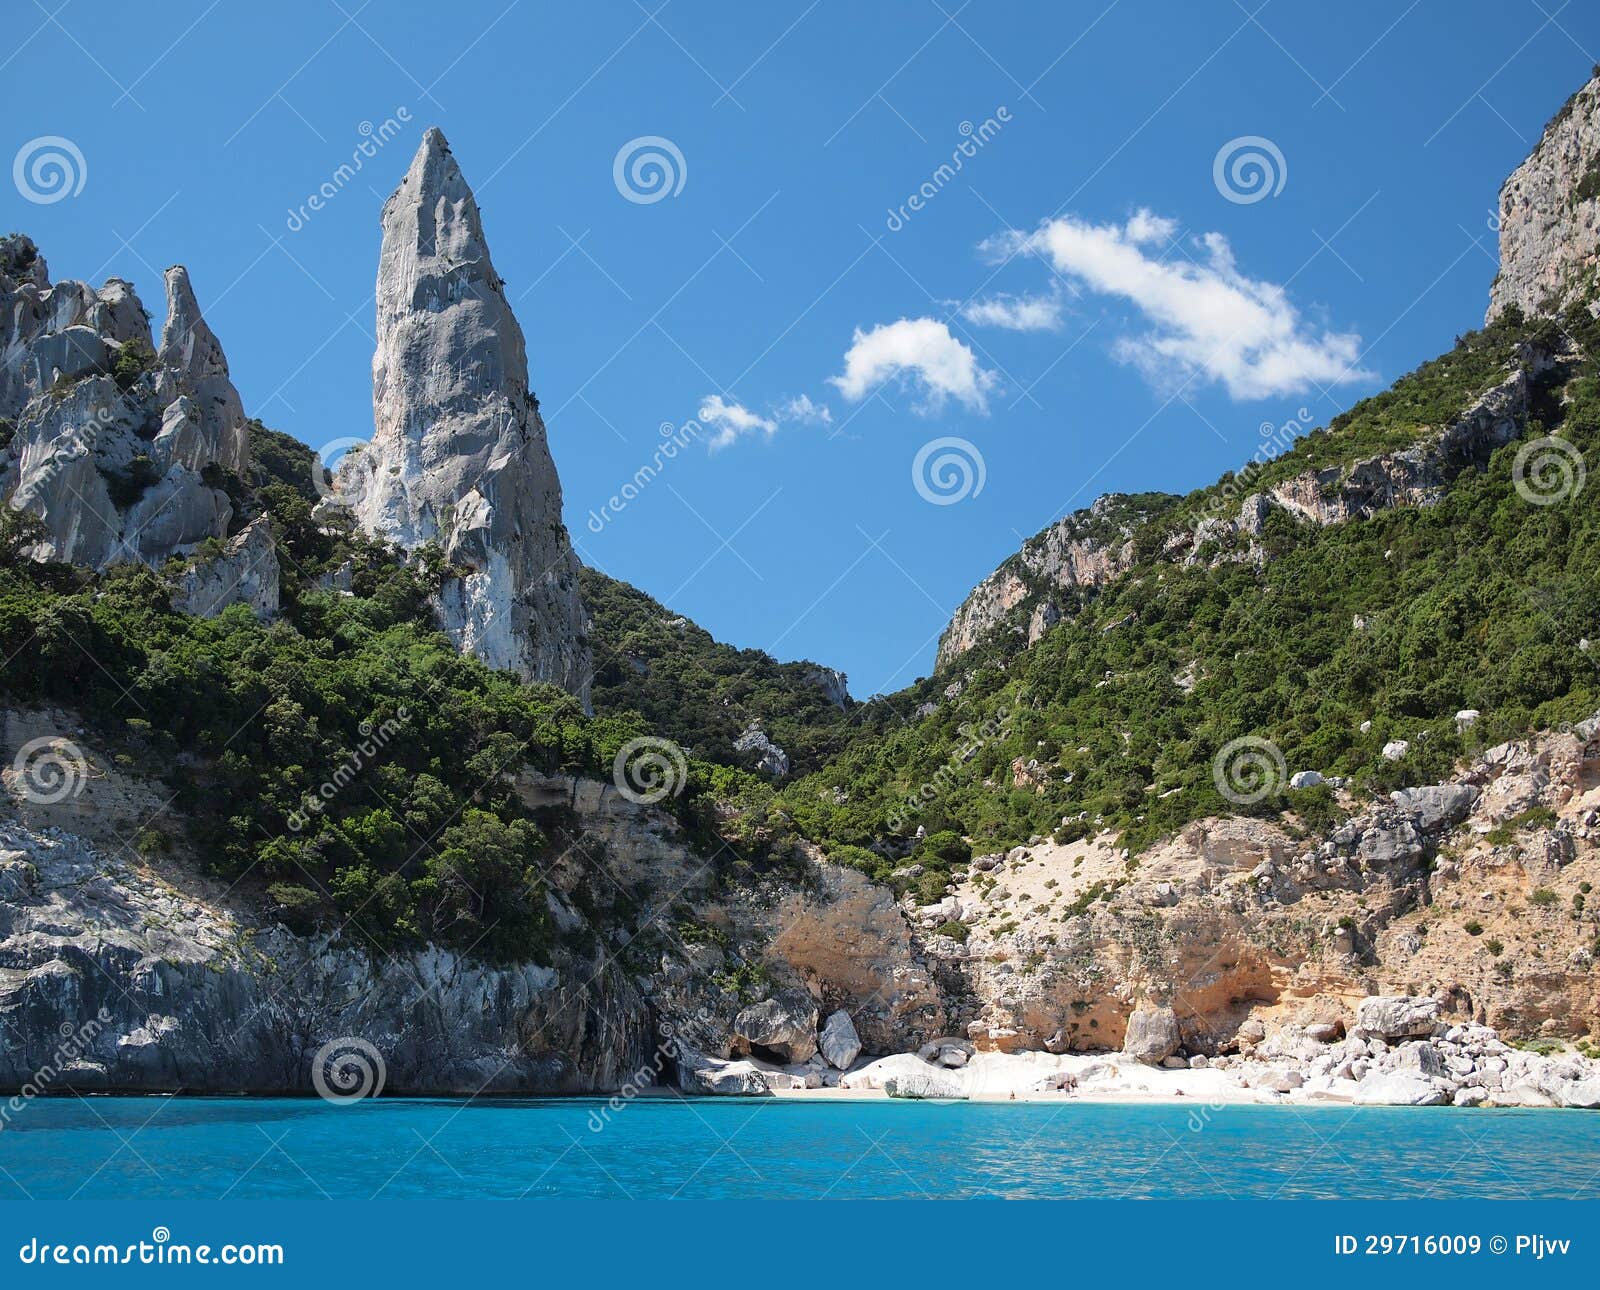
6, 0, 1598, 697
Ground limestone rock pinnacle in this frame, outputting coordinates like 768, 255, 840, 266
337, 127, 591, 704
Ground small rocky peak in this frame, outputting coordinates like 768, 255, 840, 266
0, 233, 48, 289
157, 266, 248, 473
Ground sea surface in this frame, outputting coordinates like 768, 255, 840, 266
1, 1097, 1596, 1200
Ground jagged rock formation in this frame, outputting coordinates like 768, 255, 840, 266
171, 516, 280, 619
937, 493, 1161, 668
1490, 70, 1600, 321
0, 236, 249, 569
334, 128, 590, 704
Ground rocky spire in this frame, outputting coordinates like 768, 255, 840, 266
157, 266, 249, 473
337, 127, 591, 704
1489, 70, 1600, 322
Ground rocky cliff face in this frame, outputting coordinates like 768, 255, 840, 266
1490, 71, 1600, 321
334, 128, 591, 704
936, 493, 1161, 668
910, 712, 1600, 1058
0, 237, 249, 569
0, 707, 941, 1095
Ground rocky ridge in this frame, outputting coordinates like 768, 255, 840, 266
937, 339, 1561, 670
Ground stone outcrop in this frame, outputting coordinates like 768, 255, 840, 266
733, 720, 789, 776
0, 237, 249, 570
333, 128, 590, 704
913, 709, 1600, 1060
171, 516, 280, 619
1489, 71, 1600, 320
937, 492, 1157, 667
1122, 1005, 1181, 1064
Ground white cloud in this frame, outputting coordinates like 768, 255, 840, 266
698, 395, 777, 451
987, 208, 1372, 400
829, 317, 997, 413
774, 393, 832, 426
960, 289, 1063, 332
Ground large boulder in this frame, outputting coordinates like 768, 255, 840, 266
1352, 1070, 1450, 1106
733, 993, 818, 1063
1356, 996, 1440, 1042
675, 1045, 772, 1096
1389, 784, 1478, 832
1122, 1005, 1181, 1065
884, 1069, 966, 1100
818, 1009, 861, 1070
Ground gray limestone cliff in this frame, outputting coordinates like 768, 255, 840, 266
1490, 71, 1600, 321
334, 128, 591, 705
0, 236, 250, 570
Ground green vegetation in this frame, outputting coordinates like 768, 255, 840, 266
111, 336, 157, 392
0, 429, 759, 964
581, 566, 864, 775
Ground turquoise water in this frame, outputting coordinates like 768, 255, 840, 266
1, 1097, 1596, 1199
